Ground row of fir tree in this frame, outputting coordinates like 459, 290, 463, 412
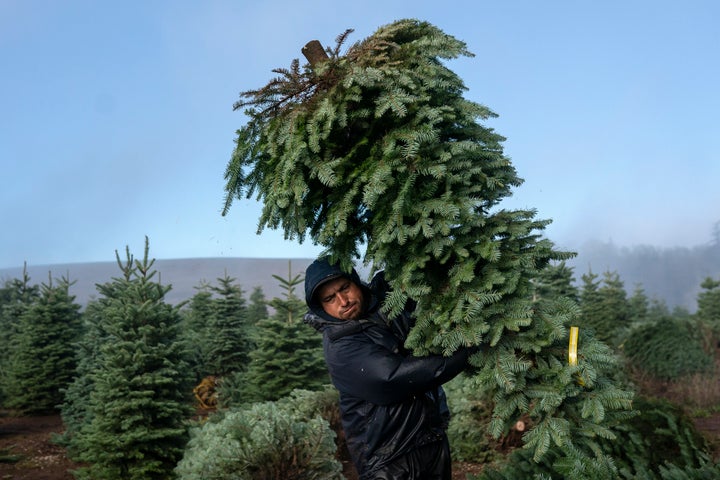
1, 240, 719, 479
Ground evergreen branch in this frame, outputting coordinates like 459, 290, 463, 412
223, 18, 636, 475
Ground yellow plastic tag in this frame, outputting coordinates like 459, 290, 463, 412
568, 326, 579, 366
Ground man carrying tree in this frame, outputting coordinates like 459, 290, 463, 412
225, 19, 636, 478
304, 257, 476, 480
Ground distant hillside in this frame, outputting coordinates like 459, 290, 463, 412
0, 258, 320, 307
3, 243, 718, 312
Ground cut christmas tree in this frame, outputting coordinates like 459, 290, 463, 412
223, 19, 634, 477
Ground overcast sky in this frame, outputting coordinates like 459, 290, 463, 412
2, 0, 718, 269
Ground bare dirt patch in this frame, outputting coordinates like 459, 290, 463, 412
0, 412, 77, 480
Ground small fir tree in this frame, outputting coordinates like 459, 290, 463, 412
444, 374, 502, 464
222, 19, 635, 473
247, 286, 269, 324
580, 270, 631, 348
176, 395, 343, 480
239, 263, 327, 403
628, 284, 650, 326
269, 261, 304, 324
533, 260, 579, 303
624, 316, 712, 381
0, 265, 40, 407
4, 274, 82, 413
72, 239, 193, 480
59, 296, 111, 455
206, 273, 252, 376
696, 276, 720, 334
647, 297, 671, 323
598, 271, 631, 347
179, 281, 215, 383
579, 270, 603, 336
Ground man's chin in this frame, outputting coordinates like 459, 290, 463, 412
342, 306, 361, 320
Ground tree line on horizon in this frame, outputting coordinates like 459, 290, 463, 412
569, 225, 720, 312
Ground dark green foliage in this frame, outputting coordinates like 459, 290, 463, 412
599, 271, 631, 341
59, 297, 108, 453
212, 370, 244, 408
474, 397, 716, 479
246, 285, 269, 324
69, 239, 193, 480
176, 389, 343, 480
179, 282, 215, 383
656, 461, 720, 479
647, 298, 672, 322
472, 443, 615, 480
224, 19, 566, 353
223, 264, 328, 404
628, 284, 650, 326
0, 266, 40, 406
4, 274, 82, 413
673, 305, 693, 320
605, 397, 713, 478
180, 274, 253, 381
579, 271, 631, 347
444, 374, 503, 463
624, 317, 713, 380
205, 274, 252, 376
472, 299, 634, 467
696, 277, 720, 334
222, 19, 635, 472
533, 261, 579, 304
268, 261, 305, 324
240, 318, 327, 403
579, 271, 603, 333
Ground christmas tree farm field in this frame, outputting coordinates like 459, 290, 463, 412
1, 408, 719, 479
0, 409, 478, 480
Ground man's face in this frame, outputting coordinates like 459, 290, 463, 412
316, 277, 364, 320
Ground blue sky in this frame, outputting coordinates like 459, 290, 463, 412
2, 0, 719, 269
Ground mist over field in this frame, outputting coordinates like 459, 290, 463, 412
566, 240, 720, 312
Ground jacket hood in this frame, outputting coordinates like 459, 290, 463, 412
304, 258, 373, 324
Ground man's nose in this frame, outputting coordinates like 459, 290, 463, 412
337, 292, 350, 305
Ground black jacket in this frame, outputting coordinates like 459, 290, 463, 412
304, 259, 470, 476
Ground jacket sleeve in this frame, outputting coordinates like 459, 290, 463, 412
324, 331, 471, 405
